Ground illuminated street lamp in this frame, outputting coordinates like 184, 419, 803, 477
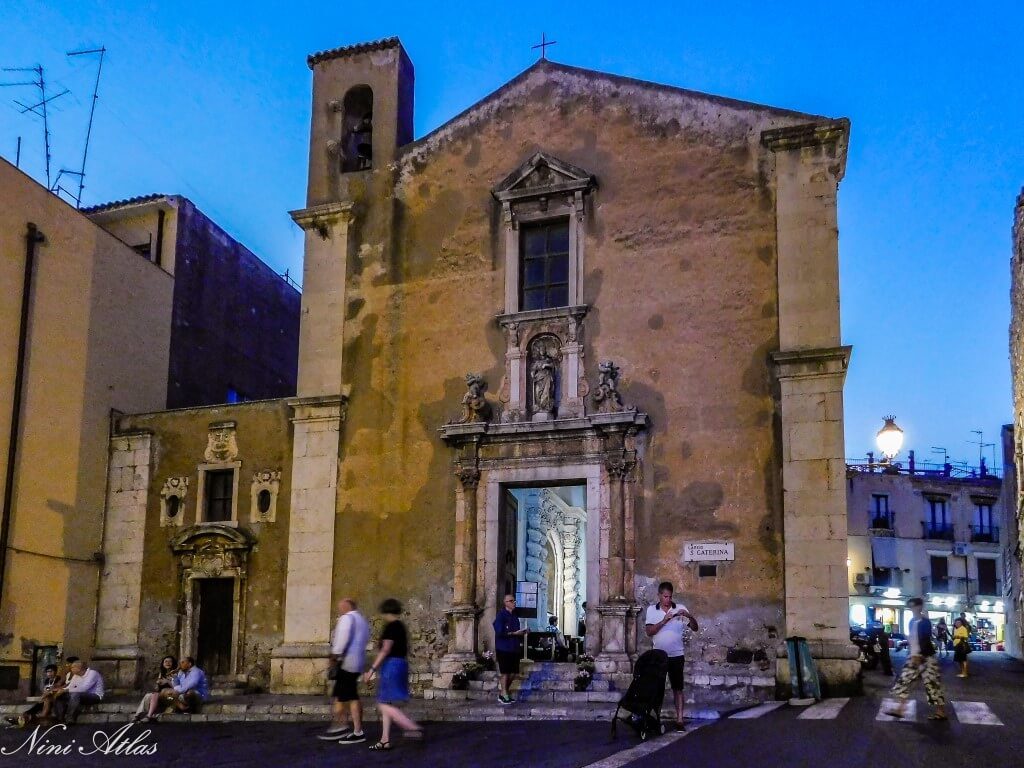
876, 416, 905, 462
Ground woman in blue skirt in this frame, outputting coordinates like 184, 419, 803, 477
363, 598, 423, 751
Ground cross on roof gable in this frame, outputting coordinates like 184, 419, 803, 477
492, 152, 596, 201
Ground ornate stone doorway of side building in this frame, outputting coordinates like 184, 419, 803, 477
170, 525, 254, 678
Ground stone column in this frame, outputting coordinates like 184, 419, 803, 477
763, 118, 860, 694
440, 466, 482, 682
270, 394, 346, 693
93, 430, 152, 692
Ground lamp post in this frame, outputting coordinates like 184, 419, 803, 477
876, 416, 904, 470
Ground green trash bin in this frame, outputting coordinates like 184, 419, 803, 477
785, 636, 821, 705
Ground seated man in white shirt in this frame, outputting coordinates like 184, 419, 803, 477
61, 660, 105, 724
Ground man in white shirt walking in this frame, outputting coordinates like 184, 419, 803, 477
644, 581, 699, 730
62, 660, 104, 724
319, 597, 371, 744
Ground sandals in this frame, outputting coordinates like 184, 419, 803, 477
369, 741, 392, 751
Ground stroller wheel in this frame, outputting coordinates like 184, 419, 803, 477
659, 723, 667, 735
639, 728, 648, 741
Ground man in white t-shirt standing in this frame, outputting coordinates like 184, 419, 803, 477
644, 581, 699, 730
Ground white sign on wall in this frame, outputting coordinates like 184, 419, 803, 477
682, 541, 734, 562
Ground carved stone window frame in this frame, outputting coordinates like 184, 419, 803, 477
250, 469, 281, 524
196, 461, 242, 527
160, 477, 190, 528
493, 152, 596, 314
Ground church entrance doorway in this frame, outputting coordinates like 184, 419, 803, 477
195, 578, 235, 676
498, 483, 587, 660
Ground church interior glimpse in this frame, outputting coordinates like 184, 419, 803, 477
499, 484, 587, 660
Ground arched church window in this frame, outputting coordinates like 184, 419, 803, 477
257, 489, 272, 516
341, 86, 373, 173
165, 495, 180, 520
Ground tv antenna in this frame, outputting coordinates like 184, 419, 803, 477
930, 446, 948, 466
52, 47, 105, 208
1, 64, 68, 190
967, 430, 994, 470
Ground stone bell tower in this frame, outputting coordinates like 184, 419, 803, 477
271, 38, 414, 692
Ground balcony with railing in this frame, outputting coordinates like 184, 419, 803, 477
868, 510, 895, 536
975, 578, 1002, 598
921, 521, 955, 540
970, 525, 1000, 544
922, 575, 960, 594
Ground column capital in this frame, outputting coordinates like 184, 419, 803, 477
456, 466, 481, 489
287, 393, 350, 423
289, 201, 355, 239
771, 346, 852, 381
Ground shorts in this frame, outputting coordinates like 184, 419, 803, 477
496, 650, 520, 675
666, 655, 685, 691
332, 670, 360, 702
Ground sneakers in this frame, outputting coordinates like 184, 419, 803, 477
497, 694, 514, 705
337, 732, 366, 745
317, 726, 352, 741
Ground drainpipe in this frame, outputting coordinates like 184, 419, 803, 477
0, 223, 45, 611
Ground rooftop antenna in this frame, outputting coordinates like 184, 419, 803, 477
967, 430, 994, 471
930, 446, 948, 465
1, 64, 68, 190
62, 46, 105, 209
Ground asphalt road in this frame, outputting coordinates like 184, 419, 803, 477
0, 653, 1018, 768
628, 652, 1024, 768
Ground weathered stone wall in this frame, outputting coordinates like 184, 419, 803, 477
311, 59, 832, 671
113, 401, 292, 690
1009, 188, 1024, 656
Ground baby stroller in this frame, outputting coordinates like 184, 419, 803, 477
610, 649, 668, 741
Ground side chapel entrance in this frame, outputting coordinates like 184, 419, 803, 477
498, 484, 588, 649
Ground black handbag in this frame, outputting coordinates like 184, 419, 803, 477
327, 616, 356, 680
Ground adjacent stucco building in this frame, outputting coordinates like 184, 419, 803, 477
86, 196, 301, 408
0, 159, 174, 698
1008, 187, 1024, 658
846, 458, 1007, 646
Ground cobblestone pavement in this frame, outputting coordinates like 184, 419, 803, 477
0, 719, 636, 768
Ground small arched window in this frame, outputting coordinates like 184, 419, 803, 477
341, 85, 373, 173
257, 489, 272, 516
166, 495, 180, 520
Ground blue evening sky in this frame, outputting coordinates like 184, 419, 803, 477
2, 2, 1020, 467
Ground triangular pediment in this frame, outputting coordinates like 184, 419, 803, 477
492, 152, 596, 200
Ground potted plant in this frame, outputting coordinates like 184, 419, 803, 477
462, 661, 484, 680
575, 653, 596, 692
479, 650, 495, 672
451, 671, 469, 690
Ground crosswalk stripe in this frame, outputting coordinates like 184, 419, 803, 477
877, 698, 917, 722
951, 701, 1003, 726
730, 702, 786, 719
797, 698, 849, 720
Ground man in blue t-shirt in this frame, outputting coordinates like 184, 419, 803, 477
493, 594, 528, 705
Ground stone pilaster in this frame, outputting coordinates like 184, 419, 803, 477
93, 430, 152, 692
446, 465, 481, 665
764, 118, 860, 693
290, 202, 354, 398
270, 394, 346, 693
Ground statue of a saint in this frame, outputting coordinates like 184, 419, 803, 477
531, 354, 556, 414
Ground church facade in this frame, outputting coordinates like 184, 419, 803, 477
93, 37, 858, 701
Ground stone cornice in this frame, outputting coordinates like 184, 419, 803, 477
496, 305, 589, 328
287, 392, 350, 423
771, 345, 852, 380
289, 202, 355, 239
439, 410, 647, 445
760, 119, 850, 152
